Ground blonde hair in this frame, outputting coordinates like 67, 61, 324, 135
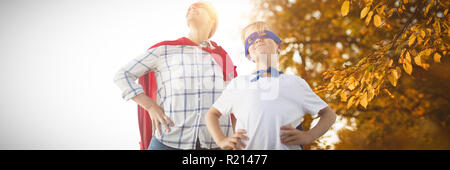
241, 21, 275, 45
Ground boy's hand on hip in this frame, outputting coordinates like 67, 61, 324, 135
280, 125, 315, 145
217, 129, 248, 150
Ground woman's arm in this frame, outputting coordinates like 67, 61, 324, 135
113, 47, 173, 136
280, 106, 336, 145
206, 107, 248, 150
113, 49, 159, 101
132, 93, 174, 136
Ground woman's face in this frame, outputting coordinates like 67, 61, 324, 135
244, 29, 280, 62
186, 4, 213, 28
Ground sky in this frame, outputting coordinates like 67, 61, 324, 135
0, 0, 348, 149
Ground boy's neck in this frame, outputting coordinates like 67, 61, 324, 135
256, 55, 278, 77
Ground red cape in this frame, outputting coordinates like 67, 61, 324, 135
137, 37, 237, 150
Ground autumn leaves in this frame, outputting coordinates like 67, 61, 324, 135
341, 0, 384, 27
324, 63, 379, 110
322, 0, 448, 110
399, 49, 413, 75
399, 24, 444, 75
341, 1, 350, 16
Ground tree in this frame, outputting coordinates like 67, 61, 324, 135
250, 0, 449, 149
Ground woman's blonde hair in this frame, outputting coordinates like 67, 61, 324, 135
241, 21, 275, 45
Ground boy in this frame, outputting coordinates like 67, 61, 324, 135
205, 22, 336, 150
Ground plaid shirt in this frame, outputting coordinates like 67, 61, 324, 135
114, 42, 233, 149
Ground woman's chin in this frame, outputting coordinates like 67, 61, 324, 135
187, 18, 208, 28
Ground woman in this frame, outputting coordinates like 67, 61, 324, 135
113, 1, 237, 150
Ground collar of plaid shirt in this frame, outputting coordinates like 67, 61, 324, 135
136, 37, 237, 150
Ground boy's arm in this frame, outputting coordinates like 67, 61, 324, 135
205, 107, 227, 144
231, 114, 237, 133
308, 106, 337, 140
280, 106, 336, 145
206, 107, 248, 150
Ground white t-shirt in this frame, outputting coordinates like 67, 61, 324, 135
212, 74, 328, 150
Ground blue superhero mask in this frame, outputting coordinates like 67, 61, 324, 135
245, 30, 282, 57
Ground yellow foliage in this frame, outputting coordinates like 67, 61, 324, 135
433, 53, 442, 63
341, 1, 350, 16
408, 34, 416, 47
360, 6, 370, 19
347, 76, 358, 90
360, 92, 368, 108
374, 14, 382, 27
347, 96, 355, 109
340, 90, 348, 102
403, 51, 413, 75
365, 11, 373, 25
252, 0, 450, 150
414, 54, 422, 66
388, 69, 399, 87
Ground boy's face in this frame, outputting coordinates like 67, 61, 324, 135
244, 29, 280, 63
